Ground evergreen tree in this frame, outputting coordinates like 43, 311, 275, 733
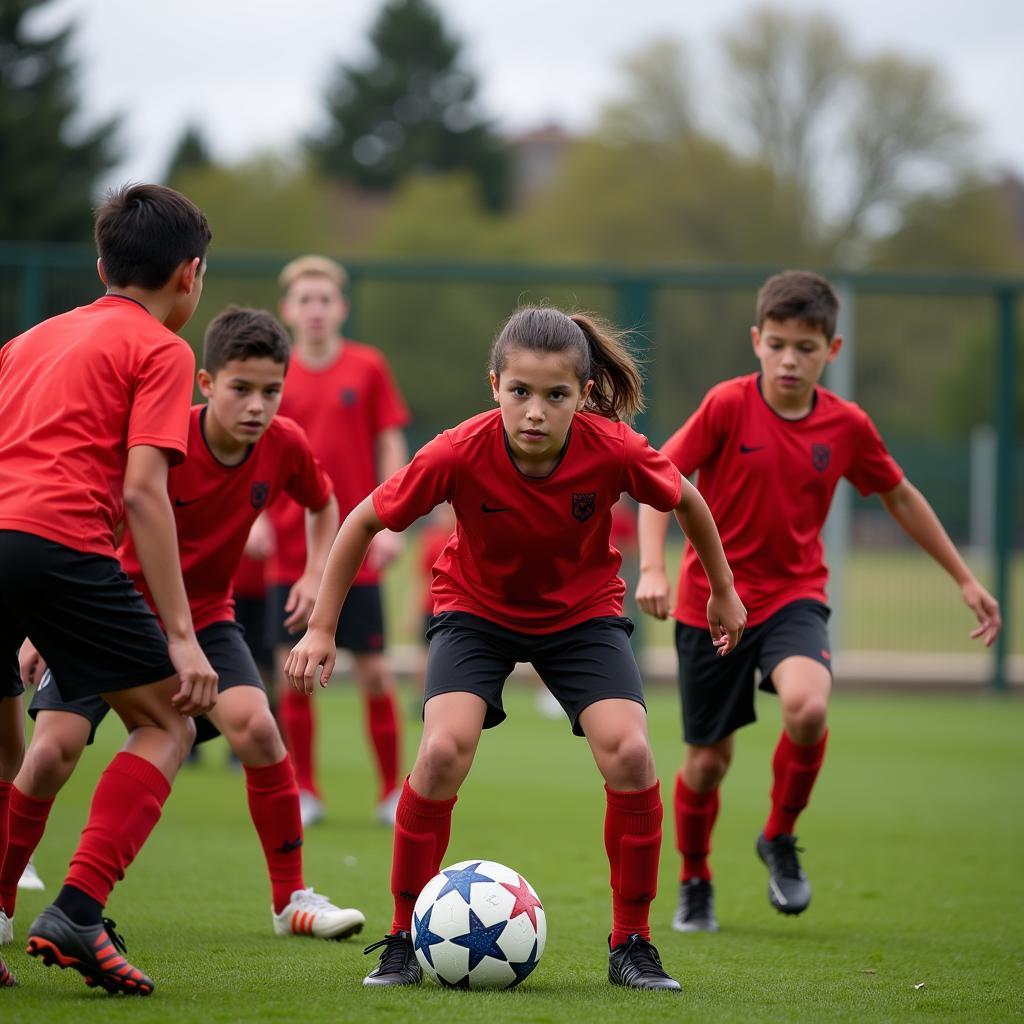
309, 0, 509, 209
0, 0, 120, 241
164, 122, 214, 186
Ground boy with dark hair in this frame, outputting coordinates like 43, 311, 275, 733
636, 269, 1001, 932
267, 255, 410, 827
1, 307, 365, 953
0, 183, 216, 995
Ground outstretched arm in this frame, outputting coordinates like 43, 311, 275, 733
672, 476, 746, 655
880, 479, 1001, 646
281, 495, 340, 633
636, 505, 674, 620
285, 495, 386, 692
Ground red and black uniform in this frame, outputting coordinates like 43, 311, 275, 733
374, 408, 682, 946
234, 552, 272, 671
660, 373, 902, 879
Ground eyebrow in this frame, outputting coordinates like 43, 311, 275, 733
506, 378, 573, 389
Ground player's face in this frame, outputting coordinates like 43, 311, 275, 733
279, 276, 348, 345
202, 358, 286, 445
752, 317, 841, 410
490, 348, 593, 469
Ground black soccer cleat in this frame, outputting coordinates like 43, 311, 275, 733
362, 931, 422, 987
0, 956, 16, 988
756, 832, 811, 915
608, 934, 682, 992
672, 878, 719, 933
25, 905, 154, 996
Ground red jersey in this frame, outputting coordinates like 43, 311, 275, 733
418, 523, 455, 615
234, 552, 268, 600
119, 406, 332, 632
373, 409, 682, 634
662, 374, 903, 628
0, 295, 194, 556
269, 341, 409, 586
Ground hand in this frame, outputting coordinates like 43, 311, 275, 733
283, 574, 319, 633
707, 587, 747, 656
367, 529, 403, 572
961, 578, 1001, 647
19, 638, 47, 687
284, 627, 337, 694
636, 568, 672, 620
166, 636, 219, 715
245, 514, 275, 560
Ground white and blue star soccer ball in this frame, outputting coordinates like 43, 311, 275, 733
411, 859, 546, 989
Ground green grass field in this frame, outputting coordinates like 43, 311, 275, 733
4, 685, 1022, 1022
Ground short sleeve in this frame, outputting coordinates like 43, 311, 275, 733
368, 351, 411, 433
128, 338, 195, 464
660, 386, 729, 476
621, 428, 683, 512
844, 411, 904, 496
283, 427, 333, 511
372, 433, 456, 531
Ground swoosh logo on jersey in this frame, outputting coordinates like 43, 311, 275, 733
174, 497, 201, 507
481, 501, 512, 514
738, 443, 766, 454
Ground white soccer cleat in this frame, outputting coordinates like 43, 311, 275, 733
272, 888, 365, 941
0, 911, 12, 946
18, 856, 45, 892
298, 790, 325, 827
375, 788, 400, 826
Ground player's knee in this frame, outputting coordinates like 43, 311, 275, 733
416, 732, 469, 788
686, 745, 730, 788
22, 735, 76, 791
786, 697, 828, 740
607, 733, 655, 789
242, 710, 285, 762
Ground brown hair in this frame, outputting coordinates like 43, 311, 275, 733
203, 306, 291, 375
278, 254, 348, 293
756, 270, 840, 339
489, 307, 645, 423
94, 183, 211, 290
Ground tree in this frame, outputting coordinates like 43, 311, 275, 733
309, 0, 509, 209
164, 122, 214, 187
0, 0, 119, 241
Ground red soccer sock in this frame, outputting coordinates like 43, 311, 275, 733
366, 693, 400, 800
64, 752, 170, 906
674, 774, 720, 883
605, 782, 662, 948
279, 687, 318, 797
245, 756, 305, 915
390, 777, 456, 933
0, 787, 55, 917
0, 782, 10, 912
764, 729, 828, 840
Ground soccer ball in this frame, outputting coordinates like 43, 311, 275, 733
411, 859, 546, 989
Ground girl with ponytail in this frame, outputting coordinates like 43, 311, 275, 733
286, 306, 746, 993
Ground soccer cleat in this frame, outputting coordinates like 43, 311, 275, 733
608, 934, 682, 991
362, 931, 422, 986
18, 855, 45, 891
298, 790, 325, 827
0, 911, 12, 946
25, 905, 154, 995
375, 788, 400, 827
756, 832, 811, 915
672, 878, 719, 933
0, 957, 16, 988
535, 688, 564, 720
272, 888, 365, 940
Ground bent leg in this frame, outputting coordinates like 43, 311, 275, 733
275, 644, 318, 798
354, 653, 401, 802
676, 737, 732, 883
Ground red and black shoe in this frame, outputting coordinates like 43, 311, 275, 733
26, 905, 154, 996
0, 956, 16, 988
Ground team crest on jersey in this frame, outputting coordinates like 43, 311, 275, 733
250, 482, 270, 509
339, 387, 358, 407
572, 492, 596, 523
811, 444, 831, 472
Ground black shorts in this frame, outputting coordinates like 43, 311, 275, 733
234, 594, 272, 670
29, 620, 263, 746
424, 612, 645, 737
676, 599, 832, 746
0, 531, 174, 702
267, 583, 385, 654
2, 655, 24, 699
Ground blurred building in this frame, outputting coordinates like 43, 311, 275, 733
507, 123, 575, 205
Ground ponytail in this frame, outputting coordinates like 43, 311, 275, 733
490, 307, 645, 424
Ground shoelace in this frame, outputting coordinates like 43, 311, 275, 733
102, 917, 128, 956
768, 837, 805, 879
291, 888, 333, 911
363, 933, 412, 972
624, 936, 670, 979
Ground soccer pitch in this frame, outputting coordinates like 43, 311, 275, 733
6, 685, 1022, 1023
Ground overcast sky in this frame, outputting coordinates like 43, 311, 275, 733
33, 0, 1024, 187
